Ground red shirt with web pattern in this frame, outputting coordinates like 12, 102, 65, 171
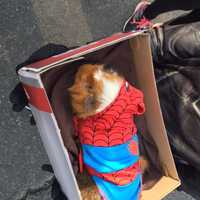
74, 81, 145, 147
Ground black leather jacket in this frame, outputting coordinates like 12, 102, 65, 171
150, 10, 200, 170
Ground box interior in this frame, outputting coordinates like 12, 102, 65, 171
40, 35, 180, 199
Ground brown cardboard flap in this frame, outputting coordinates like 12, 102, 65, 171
142, 176, 180, 200
129, 35, 179, 181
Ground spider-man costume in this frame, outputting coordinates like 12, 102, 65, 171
74, 81, 145, 200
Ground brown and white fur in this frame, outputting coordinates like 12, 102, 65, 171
68, 64, 149, 198
68, 64, 124, 118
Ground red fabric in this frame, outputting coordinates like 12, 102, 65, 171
79, 149, 84, 173
128, 140, 139, 155
85, 161, 140, 186
23, 84, 52, 113
74, 82, 145, 147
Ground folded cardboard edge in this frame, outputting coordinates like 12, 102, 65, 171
141, 176, 181, 200
18, 71, 82, 200
20, 31, 144, 73
129, 34, 180, 199
19, 56, 85, 76
129, 35, 180, 181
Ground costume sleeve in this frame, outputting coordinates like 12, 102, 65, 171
128, 85, 145, 115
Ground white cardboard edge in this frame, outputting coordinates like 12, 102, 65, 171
18, 70, 82, 200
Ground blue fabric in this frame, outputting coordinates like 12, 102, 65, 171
82, 135, 139, 173
92, 174, 141, 200
82, 134, 141, 200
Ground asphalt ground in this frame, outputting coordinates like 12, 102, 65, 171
0, 0, 199, 199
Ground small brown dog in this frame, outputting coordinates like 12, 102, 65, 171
68, 64, 149, 199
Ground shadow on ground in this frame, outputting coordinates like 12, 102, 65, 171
42, 164, 68, 200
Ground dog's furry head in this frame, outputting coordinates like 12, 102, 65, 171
68, 64, 123, 118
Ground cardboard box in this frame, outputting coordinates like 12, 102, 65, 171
18, 31, 180, 200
